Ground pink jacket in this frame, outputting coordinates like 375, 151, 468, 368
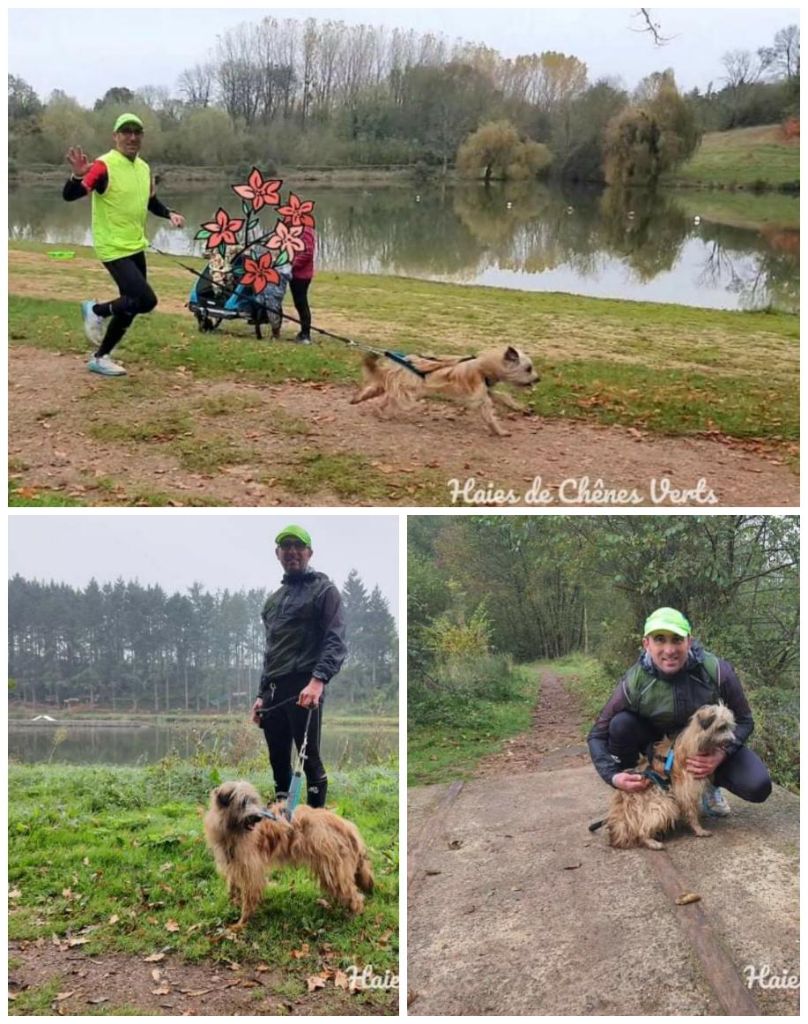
292, 227, 316, 281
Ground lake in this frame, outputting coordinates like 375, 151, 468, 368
8, 716, 397, 767
9, 181, 799, 313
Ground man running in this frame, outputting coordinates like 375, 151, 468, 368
63, 113, 185, 376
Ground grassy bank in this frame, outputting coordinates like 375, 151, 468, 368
554, 651, 799, 794
669, 125, 800, 190
408, 662, 538, 786
8, 760, 398, 1011
9, 242, 799, 449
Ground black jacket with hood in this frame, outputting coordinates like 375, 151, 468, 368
258, 570, 347, 695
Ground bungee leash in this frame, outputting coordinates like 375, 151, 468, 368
148, 243, 427, 379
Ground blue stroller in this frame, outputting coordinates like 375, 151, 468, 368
188, 242, 291, 340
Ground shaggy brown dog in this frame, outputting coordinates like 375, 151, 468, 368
204, 780, 374, 929
606, 703, 736, 850
349, 345, 540, 436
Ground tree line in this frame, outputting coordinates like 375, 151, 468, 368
409, 515, 798, 691
8, 17, 798, 184
8, 569, 397, 713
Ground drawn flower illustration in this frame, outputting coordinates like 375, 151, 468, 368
278, 192, 316, 228
196, 208, 245, 250
232, 168, 282, 211
239, 252, 280, 294
266, 221, 305, 263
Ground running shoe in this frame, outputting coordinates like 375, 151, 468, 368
294, 332, 311, 345
81, 300, 106, 346
88, 355, 127, 377
702, 782, 731, 817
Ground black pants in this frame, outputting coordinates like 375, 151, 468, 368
260, 673, 326, 804
608, 710, 772, 802
289, 277, 311, 335
96, 252, 158, 356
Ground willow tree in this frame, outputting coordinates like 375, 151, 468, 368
456, 120, 552, 182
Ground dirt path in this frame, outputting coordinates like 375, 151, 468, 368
8, 941, 393, 1016
475, 670, 589, 777
407, 669, 799, 1016
9, 347, 798, 507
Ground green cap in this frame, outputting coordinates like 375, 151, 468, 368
113, 113, 144, 132
275, 524, 312, 547
643, 607, 691, 638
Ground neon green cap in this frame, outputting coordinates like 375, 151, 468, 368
643, 607, 691, 638
113, 113, 144, 132
275, 524, 312, 547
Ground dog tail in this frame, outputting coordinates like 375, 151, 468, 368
356, 853, 374, 894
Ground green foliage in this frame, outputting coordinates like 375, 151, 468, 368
457, 120, 552, 181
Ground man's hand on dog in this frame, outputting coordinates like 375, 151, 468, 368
686, 750, 727, 777
612, 771, 652, 791
298, 678, 324, 708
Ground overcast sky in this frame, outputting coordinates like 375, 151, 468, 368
8, 514, 400, 620
8, 6, 799, 106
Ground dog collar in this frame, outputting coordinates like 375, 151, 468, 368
255, 808, 280, 821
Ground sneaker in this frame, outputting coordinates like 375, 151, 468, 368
294, 332, 311, 345
88, 355, 127, 377
81, 300, 106, 346
702, 782, 731, 817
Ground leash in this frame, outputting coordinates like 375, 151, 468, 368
588, 746, 676, 832
285, 706, 315, 821
148, 243, 427, 379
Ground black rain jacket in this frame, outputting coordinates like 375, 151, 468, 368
258, 570, 347, 693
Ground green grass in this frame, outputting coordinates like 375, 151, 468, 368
8, 761, 398, 989
9, 243, 800, 460
672, 189, 799, 231
9, 479, 85, 507
670, 125, 800, 190
408, 664, 539, 786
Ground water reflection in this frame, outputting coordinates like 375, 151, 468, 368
8, 720, 397, 767
9, 182, 798, 312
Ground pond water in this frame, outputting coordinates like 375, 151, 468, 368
9, 181, 799, 313
8, 717, 397, 767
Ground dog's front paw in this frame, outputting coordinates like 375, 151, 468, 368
693, 827, 713, 837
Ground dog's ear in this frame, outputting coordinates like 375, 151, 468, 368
698, 710, 716, 731
216, 787, 233, 808
503, 346, 520, 363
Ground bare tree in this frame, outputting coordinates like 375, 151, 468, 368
759, 24, 800, 81
177, 63, 215, 109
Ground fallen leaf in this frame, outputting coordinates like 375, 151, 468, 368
55, 991, 75, 1001
675, 892, 701, 906
67, 937, 88, 947
87, 997, 108, 1005
9, 888, 21, 899
334, 970, 349, 990
108, 914, 119, 925
151, 969, 162, 982
151, 982, 171, 996
306, 975, 326, 992
290, 943, 310, 960
165, 919, 180, 933
144, 953, 166, 963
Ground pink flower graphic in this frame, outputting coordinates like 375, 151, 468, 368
232, 168, 282, 212
278, 192, 316, 228
266, 221, 305, 263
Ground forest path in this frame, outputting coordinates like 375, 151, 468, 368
407, 666, 799, 1016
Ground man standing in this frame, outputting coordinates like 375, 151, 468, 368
587, 607, 771, 812
63, 113, 185, 376
251, 525, 347, 808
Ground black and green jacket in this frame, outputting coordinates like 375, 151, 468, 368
258, 570, 347, 694
587, 641, 755, 785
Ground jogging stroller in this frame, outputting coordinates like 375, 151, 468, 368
188, 240, 291, 340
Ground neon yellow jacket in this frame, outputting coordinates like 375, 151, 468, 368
91, 149, 151, 262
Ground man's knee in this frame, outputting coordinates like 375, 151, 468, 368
139, 290, 158, 315
608, 711, 642, 747
743, 774, 772, 803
